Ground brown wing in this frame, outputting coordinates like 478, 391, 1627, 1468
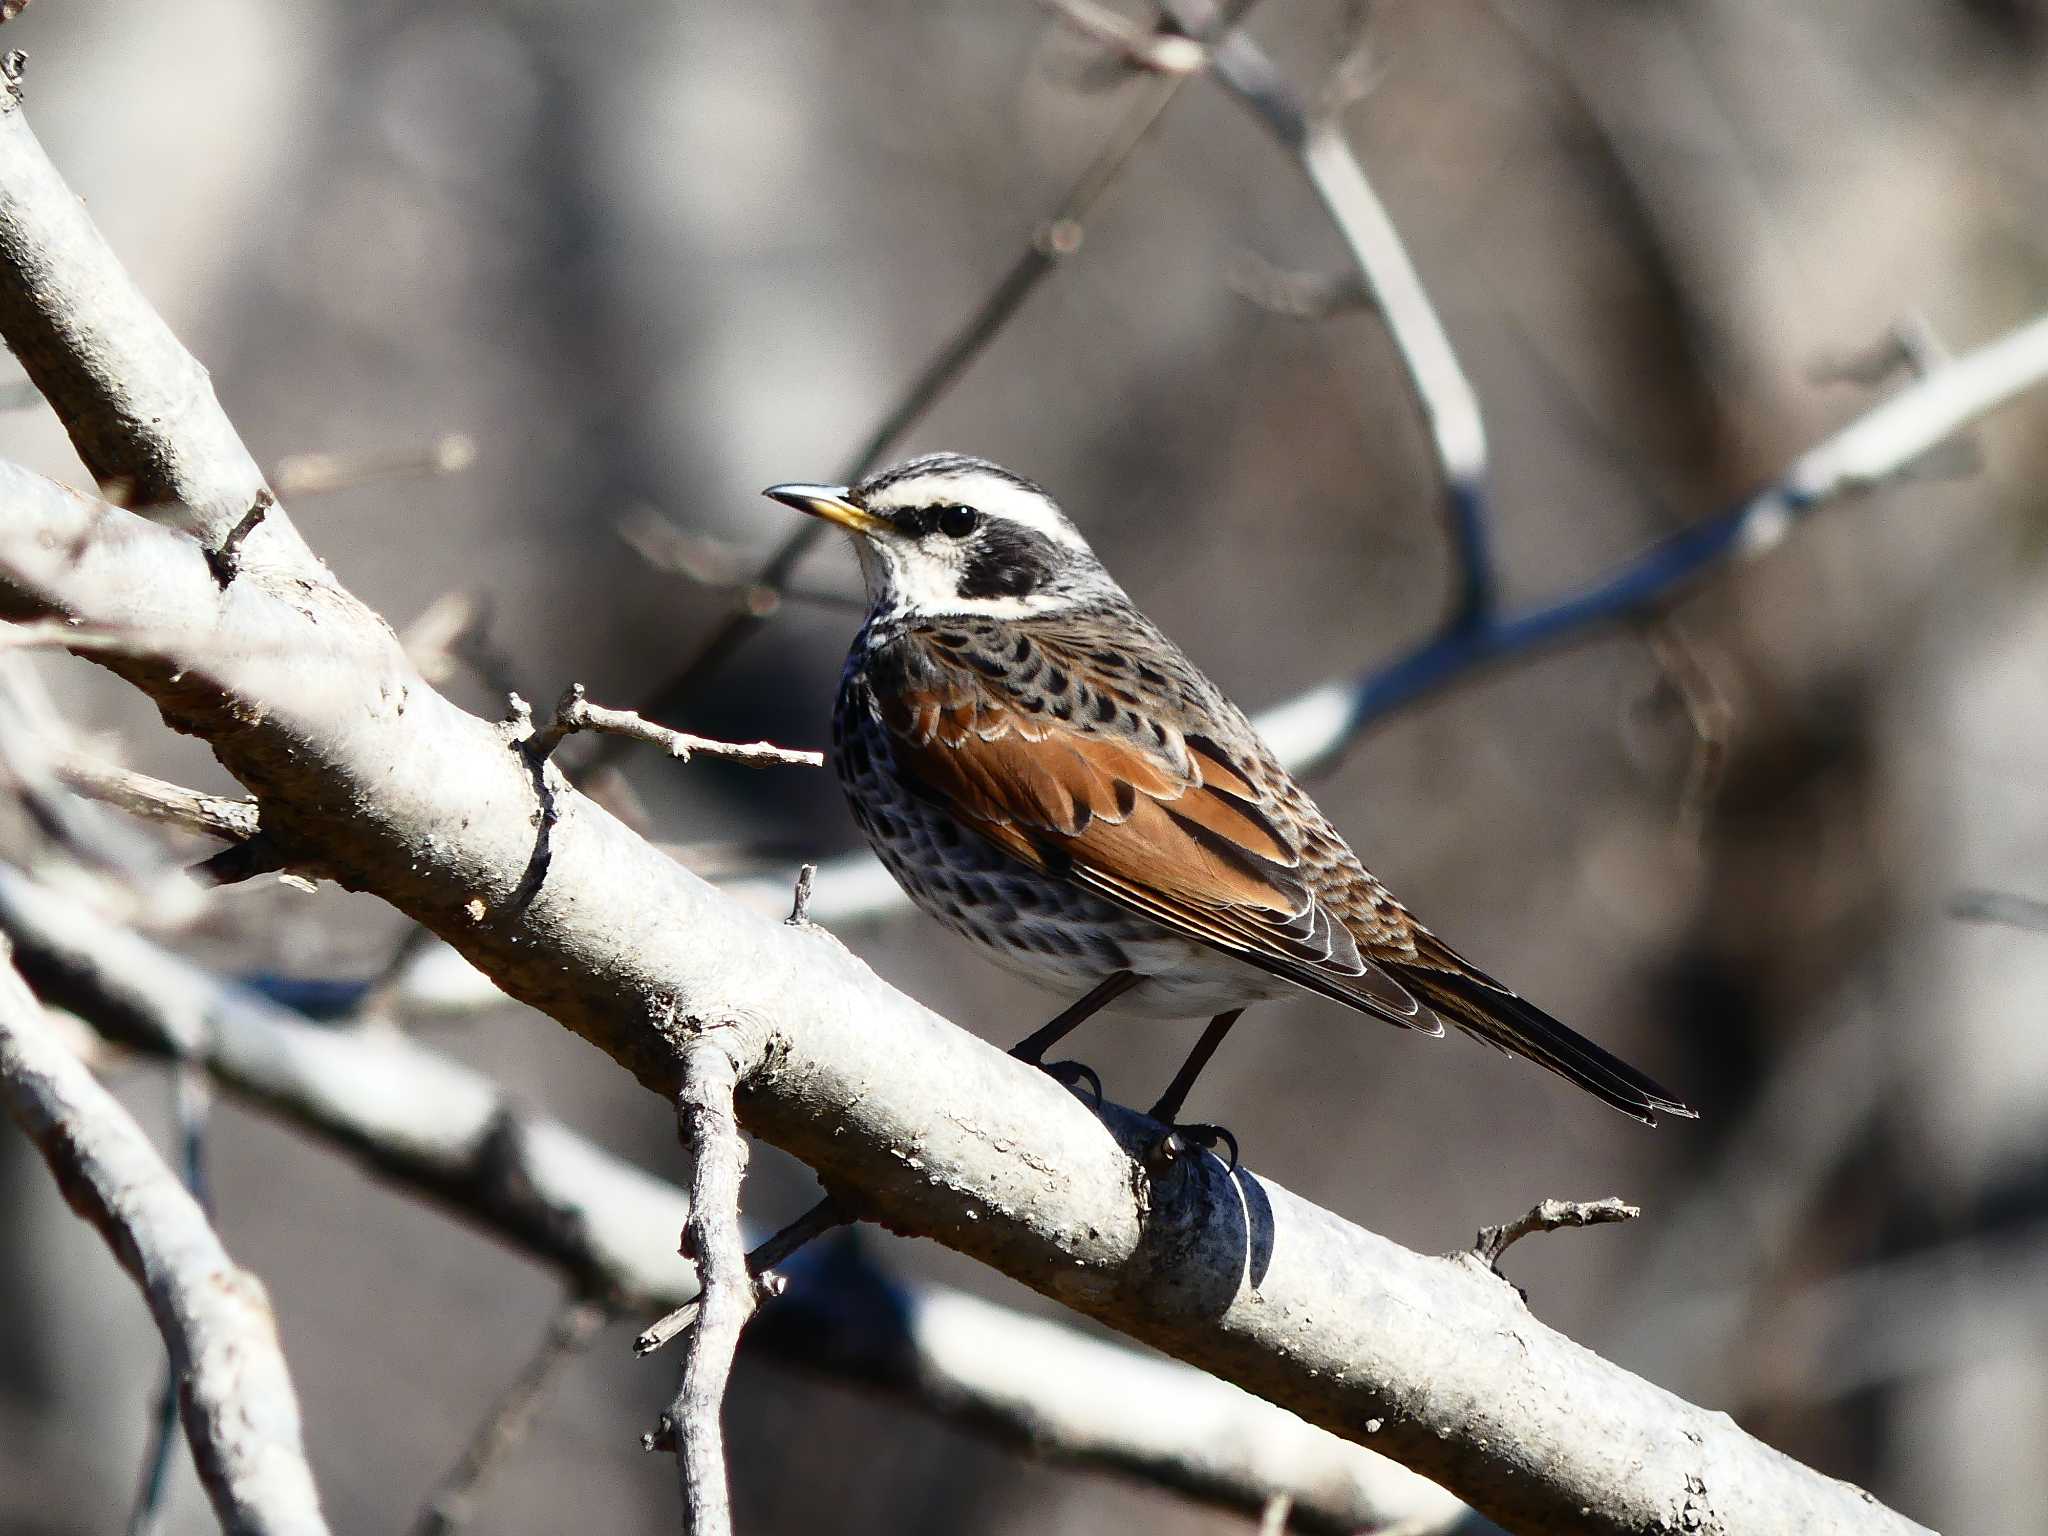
874, 620, 1695, 1126
874, 626, 1436, 1033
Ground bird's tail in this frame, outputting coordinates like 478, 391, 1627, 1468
1395, 963, 1695, 1126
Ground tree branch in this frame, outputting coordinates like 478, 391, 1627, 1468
668, 1038, 748, 1535
54, 748, 263, 843
522, 684, 821, 770
0, 939, 329, 1536
0, 81, 1941, 1536
0, 451, 1931, 1533
0, 91, 304, 564
0, 868, 1465, 1534
602, 0, 1258, 752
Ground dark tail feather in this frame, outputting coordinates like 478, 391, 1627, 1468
1398, 967, 1695, 1126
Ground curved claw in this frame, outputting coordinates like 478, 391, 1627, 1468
1040, 1058, 1104, 1109
1150, 1122, 1241, 1174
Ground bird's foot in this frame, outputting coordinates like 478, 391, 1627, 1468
1146, 1119, 1240, 1174
1037, 1058, 1104, 1109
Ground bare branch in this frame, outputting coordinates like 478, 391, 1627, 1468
0, 870, 1463, 1534
1172, 0, 1494, 624
0, 460, 1935, 1533
0, 94, 306, 562
600, 0, 1260, 762
271, 432, 476, 500
54, 748, 262, 843
635, 1196, 840, 1357
1037, 0, 1209, 75
668, 1037, 748, 1536
1949, 888, 2048, 932
410, 1298, 609, 1536
0, 940, 330, 1536
128, 1065, 215, 1536
730, 306, 2048, 927
0, 76, 1949, 1536
786, 862, 816, 926
524, 684, 821, 770
1474, 1197, 1641, 1270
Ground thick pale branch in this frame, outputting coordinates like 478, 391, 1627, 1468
0, 941, 329, 1536
0, 79, 1938, 1535
0, 461, 1927, 1535
0, 95, 306, 564
0, 869, 1462, 1534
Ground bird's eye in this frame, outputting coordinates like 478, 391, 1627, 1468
935, 504, 980, 539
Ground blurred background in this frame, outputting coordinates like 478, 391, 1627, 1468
3, 0, 2047, 1531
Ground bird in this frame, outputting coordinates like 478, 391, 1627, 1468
765, 453, 1693, 1155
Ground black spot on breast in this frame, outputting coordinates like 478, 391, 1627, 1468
1091, 649, 1128, 671
959, 522, 1058, 600
934, 631, 969, 649
1135, 661, 1167, 687
1092, 693, 1118, 724
965, 651, 1007, 679
1045, 667, 1069, 694
1012, 635, 1033, 662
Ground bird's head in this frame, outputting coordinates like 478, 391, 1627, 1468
764, 453, 1117, 621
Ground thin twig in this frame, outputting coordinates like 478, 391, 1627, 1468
664, 1037, 750, 1536
54, 749, 262, 843
410, 1297, 610, 1536
636, 1195, 846, 1357
754, 307, 2048, 928
595, 1, 1260, 763
786, 863, 816, 926
1641, 621, 1733, 838
128, 1066, 214, 1536
401, 591, 520, 696
1948, 889, 2048, 932
524, 684, 821, 769
271, 432, 476, 499
1037, 0, 1209, 74
1172, 0, 1494, 625
1473, 1197, 1640, 1269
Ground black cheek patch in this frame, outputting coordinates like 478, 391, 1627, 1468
958, 523, 1055, 600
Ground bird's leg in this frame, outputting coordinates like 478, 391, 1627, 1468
1146, 1008, 1245, 1171
1010, 970, 1143, 1102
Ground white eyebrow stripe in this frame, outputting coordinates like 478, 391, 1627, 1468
864, 469, 1091, 552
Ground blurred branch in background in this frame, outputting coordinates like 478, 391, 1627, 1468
0, 940, 330, 1536
724, 303, 2048, 922
0, 341, 1940, 1533
599, 1, 1263, 761
687, 6, 2048, 923
0, 870, 1474, 1536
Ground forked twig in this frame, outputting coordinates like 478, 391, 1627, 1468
523, 684, 822, 770
636, 1194, 848, 1358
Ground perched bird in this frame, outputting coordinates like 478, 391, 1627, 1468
766, 454, 1692, 1151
